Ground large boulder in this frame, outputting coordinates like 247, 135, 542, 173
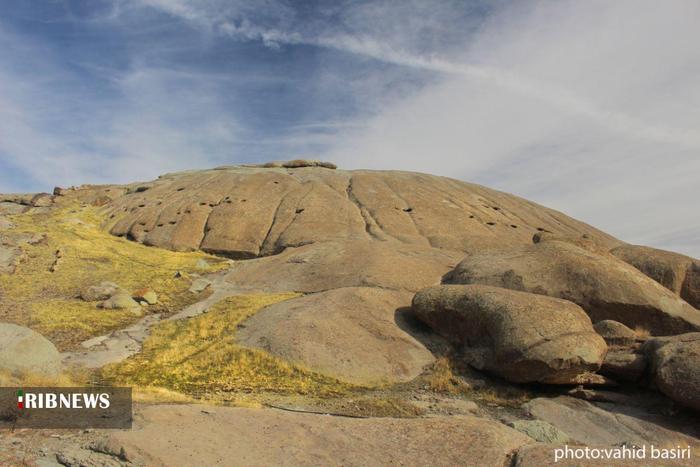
0, 323, 61, 377
612, 244, 700, 309
444, 240, 700, 335
237, 287, 435, 385
411, 285, 607, 384
643, 333, 700, 410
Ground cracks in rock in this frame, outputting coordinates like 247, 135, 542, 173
260, 193, 288, 256
345, 175, 385, 241
196, 194, 227, 252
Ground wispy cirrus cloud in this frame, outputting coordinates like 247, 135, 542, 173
1, 0, 698, 257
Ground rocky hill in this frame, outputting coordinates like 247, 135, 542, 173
1, 161, 699, 466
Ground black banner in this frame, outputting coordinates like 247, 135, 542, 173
0, 387, 132, 429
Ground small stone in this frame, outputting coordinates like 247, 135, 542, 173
53, 186, 73, 196
189, 278, 211, 293
99, 291, 141, 312
80, 281, 121, 302
30, 193, 54, 207
195, 259, 210, 269
133, 287, 158, 305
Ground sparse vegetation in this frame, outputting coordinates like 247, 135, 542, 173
423, 357, 472, 394
330, 396, 425, 418
0, 202, 227, 349
101, 294, 358, 398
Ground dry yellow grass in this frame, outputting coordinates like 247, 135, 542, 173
423, 357, 472, 394
0, 366, 89, 387
0, 201, 227, 348
101, 294, 357, 398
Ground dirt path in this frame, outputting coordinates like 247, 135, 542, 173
61, 269, 246, 369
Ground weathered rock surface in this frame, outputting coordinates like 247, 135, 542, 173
0, 201, 29, 215
445, 240, 700, 335
643, 333, 700, 410
0, 323, 61, 377
108, 404, 532, 467
221, 239, 462, 293
412, 285, 607, 384
593, 320, 637, 347
600, 350, 647, 382
612, 244, 700, 309
508, 420, 571, 444
238, 287, 435, 384
524, 396, 700, 446
30, 193, 54, 207
106, 167, 619, 259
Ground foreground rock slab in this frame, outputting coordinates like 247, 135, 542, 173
412, 285, 607, 384
524, 396, 700, 447
238, 287, 435, 384
108, 404, 532, 467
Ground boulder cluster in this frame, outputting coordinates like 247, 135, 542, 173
80, 281, 158, 314
414, 237, 700, 410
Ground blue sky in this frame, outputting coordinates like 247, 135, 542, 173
1, 1, 699, 256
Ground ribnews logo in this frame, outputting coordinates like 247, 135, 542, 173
16, 389, 111, 410
1, 387, 132, 429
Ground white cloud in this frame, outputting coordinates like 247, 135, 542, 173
322, 0, 700, 257
3, 0, 698, 258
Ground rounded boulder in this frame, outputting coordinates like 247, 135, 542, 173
412, 285, 607, 384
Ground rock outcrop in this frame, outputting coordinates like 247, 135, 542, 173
106, 166, 619, 259
0, 323, 61, 377
612, 244, 700, 309
643, 333, 700, 410
238, 287, 435, 385
411, 285, 607, 384
444, 240, 700, 335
